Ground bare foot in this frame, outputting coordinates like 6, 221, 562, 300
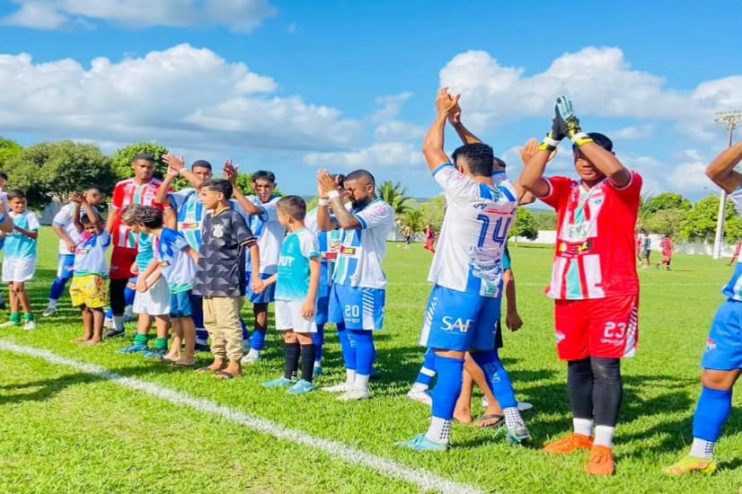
172, 358, 195, 367
454, 409, 472, 424
84, 338, 102, 346
74, 336, 91, 344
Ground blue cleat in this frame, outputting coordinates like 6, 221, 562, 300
397, 434, 448, 452
142, 348, 167, 360
119, 343, 149, 354
262, 377, 294, 389
506, 425, 531, 446
287, 379, 316, 395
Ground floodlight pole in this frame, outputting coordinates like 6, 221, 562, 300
712, 111, 742, 259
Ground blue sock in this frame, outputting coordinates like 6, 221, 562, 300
50, 276, 69, 301
250, 327, 266, 350
337, 326, 355, 371
431, 355, 464, 420
415, 348, 437, 386
105, 308, 113, 319
312, 324, 325, 363
124, 284, 136, 306
472, 350, 518, 409
350, 330, 375, 376
693, 386, 733, 442
189, 293, 208, 345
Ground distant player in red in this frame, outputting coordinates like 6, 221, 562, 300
423, 224, 436, 253
520, 97, 641, 476
659, 234, 673, 270
105, 152, 164, 338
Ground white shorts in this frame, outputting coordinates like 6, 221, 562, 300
275, 299, 317, 333
133, 277, 171, 316
2, 258, 36, 283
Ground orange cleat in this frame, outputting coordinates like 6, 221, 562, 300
543, 433, 593, 455
586, 445, 615, 476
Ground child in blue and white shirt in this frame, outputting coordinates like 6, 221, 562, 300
261, 196, 321, 395
0, 190, 39, 330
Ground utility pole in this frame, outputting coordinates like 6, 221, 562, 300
712, 110, 742, 259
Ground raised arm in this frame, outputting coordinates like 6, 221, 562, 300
0, 200, 11, 234
163, 154, 205, 190
71, 200, 83, 234
316, 176, 338, 232
155, 161, 181, 206
706, 141, 742, 193
224, 161, 263, 216
80, 196, 104, 233
422, 88, 460, 172
518, 137, 554, 198
317, 170, 361, 230
448, 108, 482, 145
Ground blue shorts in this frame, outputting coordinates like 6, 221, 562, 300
57, 254, 75, 280
702, 299, 742, 371
316, 281, 332, 326
246, 271, 275, 304
419, 285, 501, 352
170, 291, 193, 319
328, 284, 385, 331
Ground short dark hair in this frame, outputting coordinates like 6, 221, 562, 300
7, 190, 25, 201
345, 169, 376, 186
333, 173, 345, 187
202, 179, 233, 199
277, 195, 307, 221
0, 172, 8, 181
253, 170, 276, 183
493, 157, 507, 169
451, 143, 494, 177
80, 214, 92, 226
573, 132, 613, 153
191, 160, 212, 171
135, 206, 163, 229
133, 152, 156, 163
86, 185, 104, 194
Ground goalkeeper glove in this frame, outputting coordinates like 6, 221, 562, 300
555, 96, 593, 147
539, 106, 566, 152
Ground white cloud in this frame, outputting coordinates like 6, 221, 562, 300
374, 121, 425, 142
304, 142, 424, 169
611, 124, 655, 140
2, 0, 275, 33
668, 149, 711, 193
0, 44, 359, 152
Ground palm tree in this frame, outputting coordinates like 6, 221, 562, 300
377, 180, 412, 216
401, 209, 425, 233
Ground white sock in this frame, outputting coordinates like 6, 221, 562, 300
573, 418, 594, 437
593, 425, 615, 448
410, 382, 429, 393
48, 299, 58, 308
345, 369, 356, 385
354, 373, 370, 391
503, 407, 525, 429
247, 348, 260, 358
689, 438, 715, 459
425, 417, 451, 445
113, 316, 124, 331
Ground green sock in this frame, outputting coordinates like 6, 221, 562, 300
9, 312, 21, 325
154, 337, 168, 351
134, 333, 149, 346
24, 313, 34, 322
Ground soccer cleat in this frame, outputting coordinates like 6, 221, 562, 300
287, 379, 316, 395
23, 320, 37, 331
397, 433, 449, 452
262, 377, 294, 389
406, 388, 433, 406
241, 352, 260, 365
586, 446, 615, 476
338, 388, 371, 401
0, 320, 20, 329
663, 455, 717, 476
119, 343, 149, 354
323, 382, 353, 393
543, 433, 593, 455
142, 348, 167, 360
104, 328, 126, 339
42, 306, 57, 317
506, 425, 531, 446
517, 402, 534, 413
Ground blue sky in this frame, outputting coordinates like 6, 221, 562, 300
0, 0, 740, 198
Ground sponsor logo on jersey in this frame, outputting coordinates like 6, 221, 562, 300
556, 331, 566, 344
441, 316, 474, 333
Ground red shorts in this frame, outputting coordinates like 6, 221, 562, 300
109, 247, 138, 280
554, 294, 639, 361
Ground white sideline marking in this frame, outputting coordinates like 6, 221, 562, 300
0, 340, 484, 494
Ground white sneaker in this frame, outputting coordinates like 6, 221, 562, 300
104, 316, 114, 329
339, 388, 371, 401
24, 320, 37, 331
323, 382, 353, 393
406, 388, 433, 406
517, 402, 534, 412
42, 306, 57, 317
240, 352, 260, 365
0, 320, 19, 329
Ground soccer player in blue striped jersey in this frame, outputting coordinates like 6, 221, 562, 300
665, 140, 742, 476
315, 168, 395, 401
399, 89, 529, 452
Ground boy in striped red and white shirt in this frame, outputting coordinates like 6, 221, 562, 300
520, 97, 641, 476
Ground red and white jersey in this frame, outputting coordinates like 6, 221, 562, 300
540, 171, 642, 300
110, 178, 163, 249
661, 237, 673, 256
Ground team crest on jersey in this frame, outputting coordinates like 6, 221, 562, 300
213, 224, 224, 239
556, 332, 566, 344
706, 338, 717, 351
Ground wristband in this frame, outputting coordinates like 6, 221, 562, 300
571, 132, 593, 147
538, 136, 560, 152
319, 198, 330, 207
328, 190, 340, 200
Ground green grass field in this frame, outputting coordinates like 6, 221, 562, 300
0, 228, 740, 494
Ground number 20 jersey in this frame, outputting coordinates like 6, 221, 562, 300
427, 165, 517, 298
